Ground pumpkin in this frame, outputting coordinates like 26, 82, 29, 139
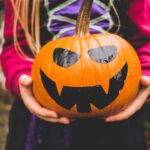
31, 0, 141, 118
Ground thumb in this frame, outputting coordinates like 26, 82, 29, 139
141, 76, 150, 87
19, 74, 33, 98
19, 74, 32, 87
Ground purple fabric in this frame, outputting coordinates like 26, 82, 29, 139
25, 115, 40, 150
44, 0, 109, 39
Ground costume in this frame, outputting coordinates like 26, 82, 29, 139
1, 0, 150, 150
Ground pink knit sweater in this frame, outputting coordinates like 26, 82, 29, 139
1, 0, 150, 96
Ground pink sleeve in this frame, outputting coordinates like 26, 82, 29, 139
126, 0, 150, 76
0, 0, 33, 96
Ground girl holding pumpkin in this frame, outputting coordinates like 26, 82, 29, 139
1, 0, 150, 150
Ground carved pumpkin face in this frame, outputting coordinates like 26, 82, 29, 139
32, 0, 141, 118
31, 33, 141, 118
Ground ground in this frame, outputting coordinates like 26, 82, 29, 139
0, 88, 12, 150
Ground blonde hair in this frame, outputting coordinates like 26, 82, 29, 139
11, 0, 40, 59
11, 0, 120, 59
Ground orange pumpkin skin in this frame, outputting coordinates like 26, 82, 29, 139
31, 33, 141, 118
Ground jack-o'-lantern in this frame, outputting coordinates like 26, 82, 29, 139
31, 0, 141, 118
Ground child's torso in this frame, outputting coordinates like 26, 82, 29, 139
40, 0, 127, 45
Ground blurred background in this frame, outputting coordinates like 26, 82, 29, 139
0, 0, 150, 150
0, 1, 13, 150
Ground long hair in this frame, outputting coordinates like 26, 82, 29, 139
11, 0, 40, 59
11, 0, 120, 59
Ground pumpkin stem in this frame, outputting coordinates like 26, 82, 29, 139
75, 0, 93, 37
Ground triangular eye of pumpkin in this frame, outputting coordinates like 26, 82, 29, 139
88, 45, 117, 63
53, 48, 80, 67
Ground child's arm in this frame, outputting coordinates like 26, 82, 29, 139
1, 0, 70, 124
105, 0, 150, 122
0, 0, 32, 96
127, 0, 150, 76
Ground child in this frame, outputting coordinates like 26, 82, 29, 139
1, 0, 150, 150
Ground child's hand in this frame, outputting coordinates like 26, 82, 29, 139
105, 76, 150, 122
19, 74, 70, 124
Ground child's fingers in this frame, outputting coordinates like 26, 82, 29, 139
105, 76, 150, 122
23, 94, 58, 118
141, 76, 150, 86
19, 74, 33, 87
105, 86, 149, 122
38, 116, 70, 124
30, 102, 70, 124
19, 75, 58, 117
28, 102, 70, 124
19, 74, 70, 124
57, 117, 70, 124
20, 88, 58, 118
38, 116, 60, 123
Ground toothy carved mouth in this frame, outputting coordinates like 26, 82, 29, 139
40, 63, 128, 113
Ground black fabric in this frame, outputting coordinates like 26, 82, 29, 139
5, 99, 31, 150
5, 99, 147, 150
